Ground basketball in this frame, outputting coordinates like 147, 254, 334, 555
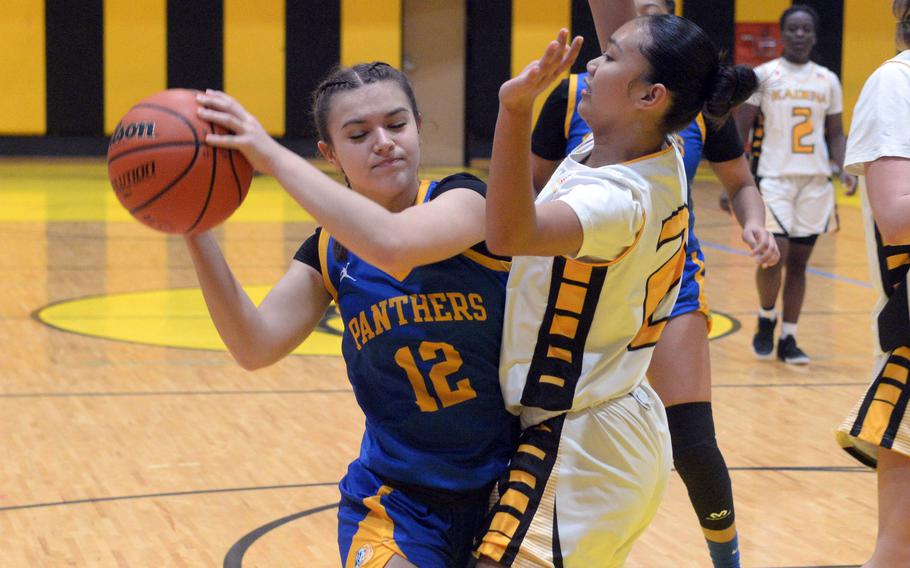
106, 89, 254, 234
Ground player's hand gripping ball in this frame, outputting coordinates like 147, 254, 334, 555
107, 89, 253, 234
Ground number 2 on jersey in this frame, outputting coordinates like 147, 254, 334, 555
791, 106, 815, 154
629, 206, 689, 350
394, 342, 477, 412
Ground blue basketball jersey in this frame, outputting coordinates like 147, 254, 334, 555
315, 179, 517, 492
566, 72, 706, 250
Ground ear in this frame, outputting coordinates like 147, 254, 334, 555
415, 113, 423, 133
635, 82, 669, 112
317, 141, 343, 172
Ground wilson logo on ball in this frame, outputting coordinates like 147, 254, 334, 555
109, 120, 157, 146
111, 160, 156, 197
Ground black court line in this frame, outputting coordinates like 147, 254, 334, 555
223, 502, 339, 568
0, 482, 337, 513
714, 382, 868, 389
727, 466, 869, 473
0, 388, 353, 399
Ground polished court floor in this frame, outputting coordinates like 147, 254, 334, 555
0, 157, 880, 567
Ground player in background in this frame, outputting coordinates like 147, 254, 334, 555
189, 64, 519, 568
529, 1, 778, 565
736, 4, 857, 365
473, 6, 758, 565
836, 1, 910, 566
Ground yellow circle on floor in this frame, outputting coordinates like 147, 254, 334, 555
36, 288, 738, 354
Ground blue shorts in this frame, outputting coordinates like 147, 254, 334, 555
670, 244, 710, 321
337, 460, 491, 568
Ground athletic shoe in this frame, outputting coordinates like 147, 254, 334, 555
752, 316, 776, 359
777, 335, 810, 365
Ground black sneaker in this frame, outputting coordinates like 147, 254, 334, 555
777, 335, 810, 365
752, 316, 776, 359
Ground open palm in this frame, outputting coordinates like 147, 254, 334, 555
499, 29, 584, 111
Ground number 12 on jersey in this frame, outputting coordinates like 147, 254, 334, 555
394, 341, 478, 412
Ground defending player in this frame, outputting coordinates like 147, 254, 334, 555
190, 64, 518, 567
474, 11, 758, 567
737, 4, 857, 365
836, 1, 910, 565
528, 1, 778, 565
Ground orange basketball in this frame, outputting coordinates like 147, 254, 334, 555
107, 89, 253, 234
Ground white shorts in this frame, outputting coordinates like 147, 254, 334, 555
475, 383, 672, 568
760, 175, 838, 237
837, 346, 910, 466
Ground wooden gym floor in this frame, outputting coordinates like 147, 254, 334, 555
0, 157, 879, 567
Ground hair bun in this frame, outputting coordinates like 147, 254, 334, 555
704, 64, 758, 122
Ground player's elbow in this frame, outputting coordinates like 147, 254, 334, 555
227, 343, 280, 371
485, 229, 527, 256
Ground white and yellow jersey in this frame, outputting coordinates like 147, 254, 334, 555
501, 136, 689, 428
747, 57, 843, 178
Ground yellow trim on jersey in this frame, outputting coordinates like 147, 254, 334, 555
317, 229, 338, 302
567, 211, 647, 267
564, 73, 579, 140
345, 485, 406, 568
695, 113, 707, 144
414, 179, 431, 205
461, 249, 511, 272
621, 142, 675, 166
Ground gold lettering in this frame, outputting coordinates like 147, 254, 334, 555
428, 292, 453, 322
468, 293, 487, 321
411, 294, 433, 323
387, 296, 410, 325
358, 311, 375, 344
447, 292, 473, 321
371, 300, 391, 336
347, 317, 362, 350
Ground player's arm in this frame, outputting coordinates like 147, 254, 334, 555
710, 157, 779, 267
705, 117, 779, 267
487, 30, 588, 257
734, 103, 759, 150
196, 91, 486, 277
825, 112, 857, 194
866, 157, 910, 244
185, 232, 331, 370
588, 0, 637, 52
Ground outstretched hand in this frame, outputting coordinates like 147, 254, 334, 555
196, 90, 283, 176
499, 29, 583, 112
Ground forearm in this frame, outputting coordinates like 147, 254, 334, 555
826, 132, 847, 172
588, 0, 637, 51
266, 145, 413, 270
184, 232, 277, 368
486, 106, 539, 254
729, 182, 765, 230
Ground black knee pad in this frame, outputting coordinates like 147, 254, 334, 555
666, 402, 736, 531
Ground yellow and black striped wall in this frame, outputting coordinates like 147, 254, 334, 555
0, 0, 899, 160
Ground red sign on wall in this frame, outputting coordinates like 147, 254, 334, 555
735, 22, 781, 67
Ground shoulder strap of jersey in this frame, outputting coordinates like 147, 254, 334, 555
317, 229, 338, 302
565, 73, 580, 139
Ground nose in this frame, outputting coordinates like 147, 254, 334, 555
586, 56, 599, 74
373, 128, 394, 154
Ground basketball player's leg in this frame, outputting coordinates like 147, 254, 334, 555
648, 311, 741, 568
867, 448, 910, 568
780, 238, 815, 324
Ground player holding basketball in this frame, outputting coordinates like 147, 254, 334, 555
527, 1, 777, 565
473, 8, 758, 567
189, 64, 519, 567
836, 1, 910, 566
737, 4, 856, 365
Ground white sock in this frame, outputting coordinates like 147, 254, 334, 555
780, 322, 797, 338
758, 307, 776, 320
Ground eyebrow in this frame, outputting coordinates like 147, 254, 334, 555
341, 107, 409, 129
607, 38, 623, 53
